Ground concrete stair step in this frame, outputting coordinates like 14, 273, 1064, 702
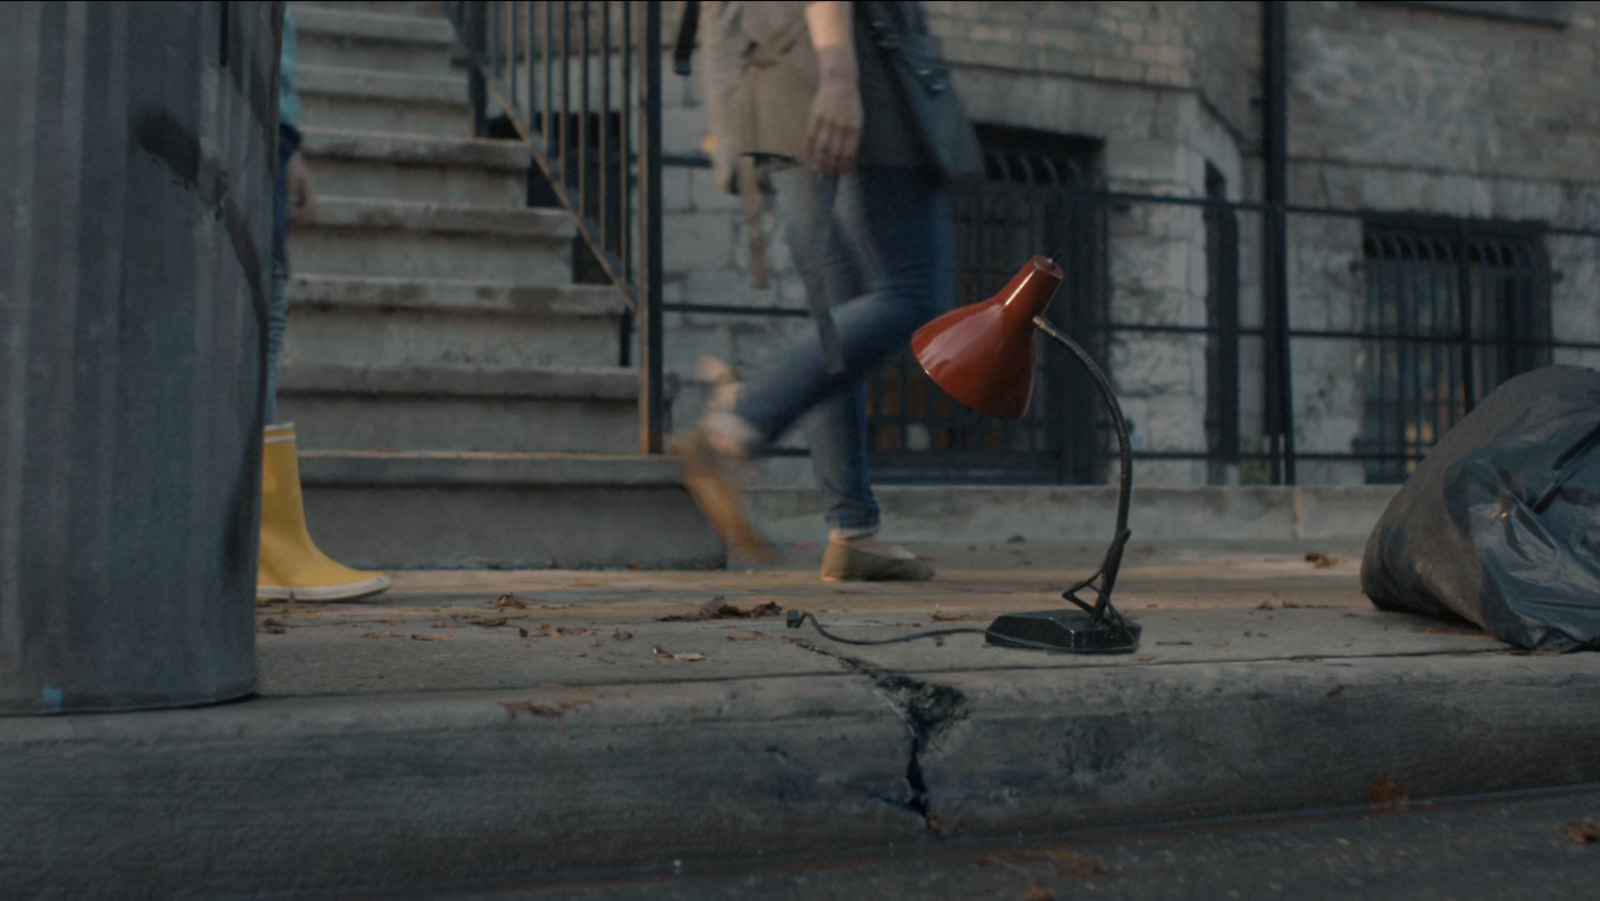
296, 0, 447, 18
297, 451, 722, 569
289, 195, 572, 282
300, 127, 527, 206
284, 275, 626, 368
299, 64, 469, 138
294, 5, 459, 77
278, 362, 665, 454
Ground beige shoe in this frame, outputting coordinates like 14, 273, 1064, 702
673, 425, 773, 561
820, 536, 934, 582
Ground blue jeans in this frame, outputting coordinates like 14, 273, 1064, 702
738, 164, 954, 535
264, 124, 298, 425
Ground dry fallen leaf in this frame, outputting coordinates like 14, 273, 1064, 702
974, 849, 1107, 880
411, 632, 456, 642
931, 611, 986, 622
523, 624, 599, 638
495, 593, 528, 610
1305, 551, 1342, 568
1023, 886, 1055, 901
726, 632, 771, 642
358, 631, 405, 639
660, 598, 782, 622
613, 629, 634, 641
654, 648, 708, 662
258, 618, 287, 634
1563, 820, 1599, 844
453, 614, 509, 628
1370, 774, 1409, 807
1136, 654, 1157, 662
1326, 685, 1345, 699
500, 701, 563, 719
1051, 850, 1108, 877
518, 627, 530, 638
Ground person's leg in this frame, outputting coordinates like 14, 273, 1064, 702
264, 124, 296, 424
734, 166, 954, 448
765, 165, 881, 539
679, 166, 951, 561
255, 125, 389, 602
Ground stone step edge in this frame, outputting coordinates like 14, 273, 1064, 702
301, 126, 527, 170
288, 274, 627, 318
294, 5, 458, 45
298, 64, 466, 106
298, 450, 684, 487
302, 196, 576, 239
747, 484, 1399, 545
278, 362, 673, 402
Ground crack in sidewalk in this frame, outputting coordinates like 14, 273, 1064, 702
791, 639, 966, 831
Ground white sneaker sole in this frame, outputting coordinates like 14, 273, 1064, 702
256, 575, 392, 603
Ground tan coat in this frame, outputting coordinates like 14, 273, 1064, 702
699, 1, 817, 195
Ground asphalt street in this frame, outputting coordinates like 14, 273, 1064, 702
381, 785, 1600, 901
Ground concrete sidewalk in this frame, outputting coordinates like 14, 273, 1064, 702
7, 538, 1600, 900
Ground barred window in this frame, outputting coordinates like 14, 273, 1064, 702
1355, 219, 1551, 483
865, 126, 1108, 484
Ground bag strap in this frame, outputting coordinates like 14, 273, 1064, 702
673, 0, 702, 76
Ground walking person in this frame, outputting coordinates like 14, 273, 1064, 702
684, 0, 981, 580
256, 8, 390, 602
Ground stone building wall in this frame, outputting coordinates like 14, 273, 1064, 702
1283, 0, 1600, 483
652, 0, 1600, 489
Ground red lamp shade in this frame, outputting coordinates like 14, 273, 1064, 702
911, 255, 1065, 420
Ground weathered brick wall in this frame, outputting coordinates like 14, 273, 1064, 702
654, 0, 1600, 492
1281, 0, 1600, 481
1291, 1, 1600, 190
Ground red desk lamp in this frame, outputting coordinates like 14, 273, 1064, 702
912, 255, 1141, 654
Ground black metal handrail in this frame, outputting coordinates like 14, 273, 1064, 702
447, 1, 664, 453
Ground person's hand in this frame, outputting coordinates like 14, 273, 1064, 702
803, 64, 862, 177
288, 151, 317, 226
801, 3, 861, 178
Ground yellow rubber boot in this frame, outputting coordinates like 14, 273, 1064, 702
257, 423, 391, 602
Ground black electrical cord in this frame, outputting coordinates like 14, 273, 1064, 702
785, 610, 987, 645
783, 522, 1134, 650
785, 609, 1133, 653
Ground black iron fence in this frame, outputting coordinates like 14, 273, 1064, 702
659, 153, 1600, 486
447, 0, 665, 452
444, 3, 1600, 483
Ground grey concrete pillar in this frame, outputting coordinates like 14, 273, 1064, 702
0, 2, 282, 713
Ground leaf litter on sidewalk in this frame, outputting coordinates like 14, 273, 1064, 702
660, 596, 782, 622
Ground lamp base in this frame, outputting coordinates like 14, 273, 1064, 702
985, 609, 1141, 654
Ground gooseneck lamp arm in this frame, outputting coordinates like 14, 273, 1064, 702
908, 252, 1141, 652
1030, 314, 1134, 635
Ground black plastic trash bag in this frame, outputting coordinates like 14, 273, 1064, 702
1362, 365, 1600, 652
